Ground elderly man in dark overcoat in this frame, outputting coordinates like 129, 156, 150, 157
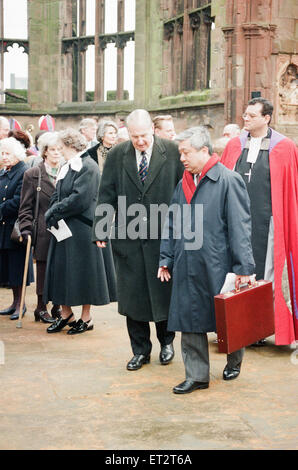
158, 127, 255, 394
93, 109, 183, 371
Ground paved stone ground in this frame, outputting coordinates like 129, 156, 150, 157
0, 283, 297, 450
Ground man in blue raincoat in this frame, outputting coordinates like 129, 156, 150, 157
158, 127, 255, 394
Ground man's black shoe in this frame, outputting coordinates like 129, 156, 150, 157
159, 343, 175, 365
223, 364, 241, 381
126, 354, 150, 371
173, 380, 209, 394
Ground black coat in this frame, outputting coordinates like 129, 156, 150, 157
43, 153, 117, 306
0, 161, 34, 287
92, 137, 184, 322
159, 163, 256, 333
18, 162, 55, 261
0, 161, 28, 249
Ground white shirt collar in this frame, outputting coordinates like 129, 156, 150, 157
56, 152, 84, 182
135, 137, 154, 166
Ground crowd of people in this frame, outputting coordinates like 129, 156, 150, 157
0, 99, 297, 394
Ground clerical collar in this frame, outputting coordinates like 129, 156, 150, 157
245, 129, 271, 164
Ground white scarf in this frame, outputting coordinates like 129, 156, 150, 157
56, 152, 83, 183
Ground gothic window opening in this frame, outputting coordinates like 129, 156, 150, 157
62, 0, 135, 103
162, 0, 213, 96
0, 0, 28, 104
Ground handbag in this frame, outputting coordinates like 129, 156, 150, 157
31, 166, 41, 248
10, 218, 23, 244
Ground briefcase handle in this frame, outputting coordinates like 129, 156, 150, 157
235, 278, 256, 293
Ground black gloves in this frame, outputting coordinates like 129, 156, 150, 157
45, 209, 59, 230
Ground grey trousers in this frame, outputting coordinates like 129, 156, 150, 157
181, 332, 244, 383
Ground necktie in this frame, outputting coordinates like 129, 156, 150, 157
139, 151, 148, 184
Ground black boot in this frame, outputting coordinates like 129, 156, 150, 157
47, 312, 76, 333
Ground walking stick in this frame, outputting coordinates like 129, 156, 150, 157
16, 235, 32, 329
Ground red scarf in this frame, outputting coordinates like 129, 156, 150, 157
182, 154, 220, 204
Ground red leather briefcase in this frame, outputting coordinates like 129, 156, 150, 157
214, 280, 274, 354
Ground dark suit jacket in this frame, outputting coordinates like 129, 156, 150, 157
18, 161, 55, 261
0, 161, 27, 250
92, 136, 183, 322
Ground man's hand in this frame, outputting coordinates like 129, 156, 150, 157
96, 241, 107, 248
157, 266, 171, 282
235, 275, 251, 290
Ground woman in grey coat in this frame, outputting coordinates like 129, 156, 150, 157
44, 129, 117, 335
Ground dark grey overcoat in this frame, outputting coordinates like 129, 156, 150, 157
43, 154, 117, 307
0, 161, 34, 286
18, 161, 55, 261
159, 162, 255, 333
92, 137, 184, 322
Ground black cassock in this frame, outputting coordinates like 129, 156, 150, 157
235, 129, 272, 280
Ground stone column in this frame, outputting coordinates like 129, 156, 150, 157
94, 0, 104, 101
222, 0, 277, 125
78, 0, 87, 102
116, 0, 125, 101
28, 0, 62, 111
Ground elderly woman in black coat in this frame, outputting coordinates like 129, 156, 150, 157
18, 132, 63, 323
44, 128, 117, 335
88, 120, 118, 173
0, 137, 34, 320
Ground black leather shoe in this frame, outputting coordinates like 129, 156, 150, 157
223, 364, 241, 381
67, 318, 94, 335
34, 310, 55, 324
47, 312, 76, 333
159, 343, 175, 365
0, 306, 16, 315
173, 380, 209, 394
126, 354, 150, 371
250, 339, 267, 347
10, 306, 26, 321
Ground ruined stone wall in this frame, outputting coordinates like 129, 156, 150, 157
0, 0, 296, 141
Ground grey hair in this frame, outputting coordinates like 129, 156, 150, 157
79, 118, 97, 131
126, 109, 152, 130
223, 123, 240, 137
175, 126, 213, 154
59, 128, 88, 152
96, 120, 118, 140
0, 137, 26, 161
38, 131, 60, 159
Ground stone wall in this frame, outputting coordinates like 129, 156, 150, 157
0, 0, 296, 141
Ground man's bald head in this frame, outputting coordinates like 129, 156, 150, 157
126, 109, 154, 152
126, 109, 152, 130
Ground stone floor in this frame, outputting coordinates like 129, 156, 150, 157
0, 284, 297, 450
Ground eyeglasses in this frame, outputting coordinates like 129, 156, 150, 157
242, 113, 261, 120
242, 112, 270, 120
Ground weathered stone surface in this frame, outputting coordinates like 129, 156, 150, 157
0, 0, 296, 139
0, 283, 297, 450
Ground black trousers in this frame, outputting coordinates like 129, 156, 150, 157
126, 316, 175, 356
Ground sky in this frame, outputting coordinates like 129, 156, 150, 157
3, 0, 135, 100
